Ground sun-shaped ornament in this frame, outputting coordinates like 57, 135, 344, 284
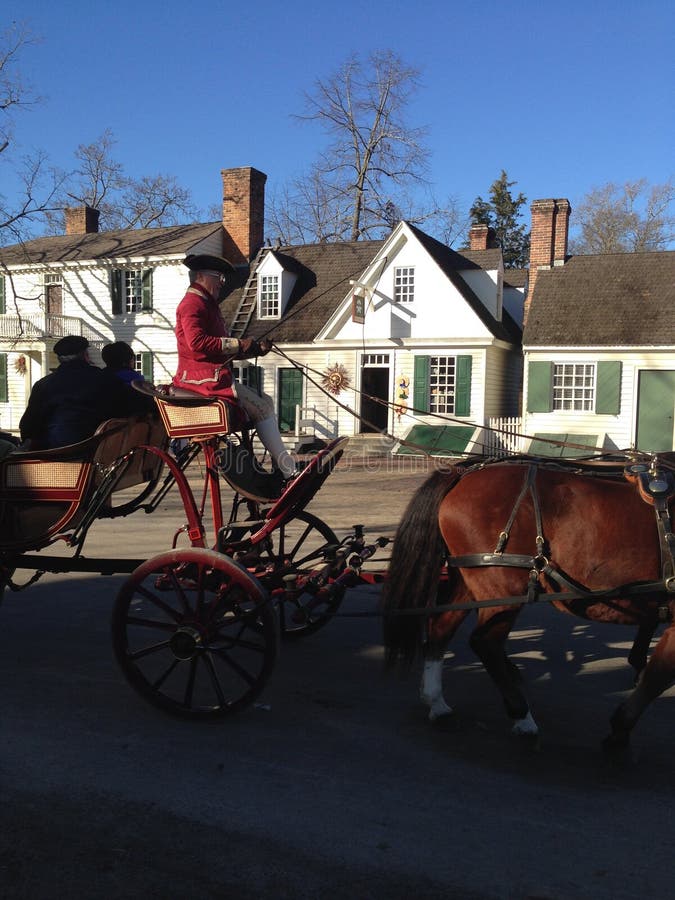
322, 363, 351, 396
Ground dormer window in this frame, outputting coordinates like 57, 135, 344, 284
259, 274, 280, 318
394, 266, 415, 303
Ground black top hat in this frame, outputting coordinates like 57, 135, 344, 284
53, 335, 90, 357
183, 254, 235, 275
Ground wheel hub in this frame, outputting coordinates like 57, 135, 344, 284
169, 627, 202, 660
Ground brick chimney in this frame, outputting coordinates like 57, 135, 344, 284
468, 223, 500, 250
523, 198, 571, 326
64, 205, 100, 235
221, 167, 266, 265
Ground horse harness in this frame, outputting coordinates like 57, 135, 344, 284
443, 456, 675, 619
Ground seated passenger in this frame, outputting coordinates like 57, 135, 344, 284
102, 341, 145, 385
19, 335, 150, 450
173, 254, 297, 484
102, 340, 156, 416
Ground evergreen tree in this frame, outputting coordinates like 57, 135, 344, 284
470, 170, 530, 268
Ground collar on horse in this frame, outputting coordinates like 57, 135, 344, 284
444, 455, 675, 615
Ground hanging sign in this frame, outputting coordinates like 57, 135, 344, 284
351, 292, 365, 324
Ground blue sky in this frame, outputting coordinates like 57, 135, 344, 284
6, 0, 675, 241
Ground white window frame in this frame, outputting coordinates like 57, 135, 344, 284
552, 362, 596, 411
124, 269, 144, 313
394, 266, 415, 303
429, 356, 456, 415
259, 274, 280, 319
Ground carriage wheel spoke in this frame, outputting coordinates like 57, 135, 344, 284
201, 652, 229, 705
127, 638, 172, 661
136, 584, 184, 622
208, 645, 259, 687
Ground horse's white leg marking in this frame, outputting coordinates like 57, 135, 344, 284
511, 711, 539, 736
420, 659, 453, 721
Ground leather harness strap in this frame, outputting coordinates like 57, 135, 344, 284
444, 457, 675, 615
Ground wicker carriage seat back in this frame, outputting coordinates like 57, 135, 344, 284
132, 382, 246, 440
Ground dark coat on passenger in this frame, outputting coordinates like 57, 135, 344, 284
19, 359, 149, 449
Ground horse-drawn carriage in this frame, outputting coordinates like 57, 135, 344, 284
0, 385, 387, 719
1, 379, 674, 754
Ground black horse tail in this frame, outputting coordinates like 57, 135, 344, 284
382, 467, 461, 668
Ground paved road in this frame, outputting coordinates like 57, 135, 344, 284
1, 455, 673, 899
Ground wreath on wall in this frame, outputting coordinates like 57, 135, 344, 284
321, 363, 351, 396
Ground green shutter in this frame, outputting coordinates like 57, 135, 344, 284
111, 269, 123, 314
527, 361, 554, 412
0, 354, 7, 402
595, 360, 621, 414
246, 365, 263, 392
0, 276, 5, 314
141, 352, 154, 382
413, 356, 429, 414
454, 355, 472, 416
142, 269, 153, 311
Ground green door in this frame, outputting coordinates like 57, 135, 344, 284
278, 368, 303, 433
636, 370, 675, 451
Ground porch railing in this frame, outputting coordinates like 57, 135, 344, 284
0, 314, 106, 344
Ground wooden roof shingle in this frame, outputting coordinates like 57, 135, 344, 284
524, 251, 675, 346
0, 222, 222, 267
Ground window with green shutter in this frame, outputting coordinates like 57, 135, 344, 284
111, 268, 153, 314
0, 354, 7, 402
141, 269, 153, 311
455, 355, 472, 416
413, 354, 472, 416
0, 275, 6, 314
413, 356, 429, 414
140, 352, 154, 382
595, 361, 621, 414
111, 269, 123, 314
527, 361, 554, 412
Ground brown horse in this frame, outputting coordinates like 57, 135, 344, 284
382, 456, 675, 752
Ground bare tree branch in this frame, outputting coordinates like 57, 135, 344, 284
271, 50, 443, 243
570, 179, 675, 254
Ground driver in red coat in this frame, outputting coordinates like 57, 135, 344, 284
172, 253, 297, 482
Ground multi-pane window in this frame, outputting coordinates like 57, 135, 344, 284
362, 353, 390, 366
111, 268, 153, 314
124, 270, 144, 313
429, 356, 456, 414
552, 363, 595, 411
394, 266, 415, 303
259, 275, 280, 318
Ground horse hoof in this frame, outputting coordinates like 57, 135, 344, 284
510, 711, 538, 738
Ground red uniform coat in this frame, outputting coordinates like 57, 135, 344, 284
172, 285, 239, 400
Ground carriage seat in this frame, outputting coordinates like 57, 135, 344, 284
132, 381, 246, 440
0, 415, 165, 551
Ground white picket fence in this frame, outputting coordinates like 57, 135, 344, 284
483, 417, 527, 457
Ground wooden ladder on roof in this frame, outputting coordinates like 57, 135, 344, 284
229, 246, 267, 337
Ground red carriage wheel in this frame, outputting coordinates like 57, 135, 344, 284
111, 548, 277, 719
